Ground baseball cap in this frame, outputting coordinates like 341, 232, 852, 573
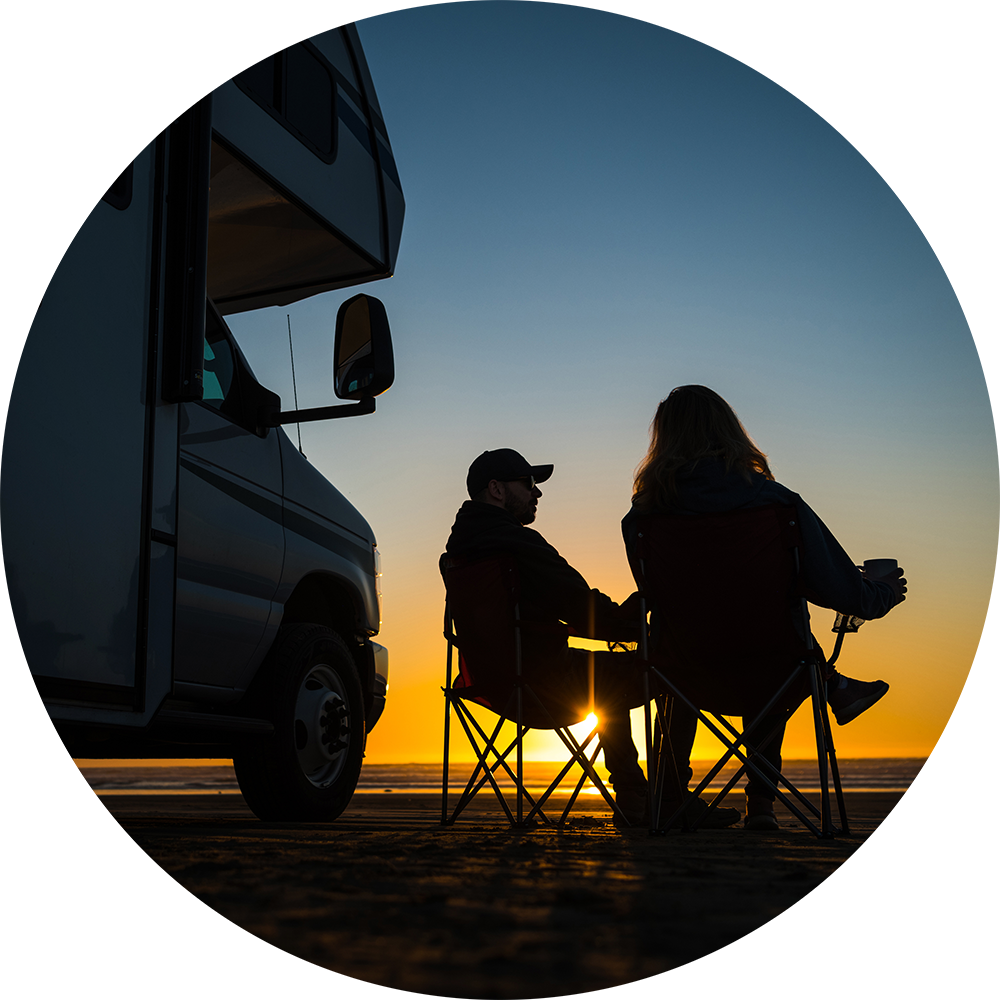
466, 448, 554, 498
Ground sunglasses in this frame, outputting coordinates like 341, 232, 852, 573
507, 475, 537, 489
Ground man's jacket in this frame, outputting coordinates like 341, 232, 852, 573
441, 501, 635, 662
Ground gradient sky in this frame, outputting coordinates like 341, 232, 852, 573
224, 2, 996, 762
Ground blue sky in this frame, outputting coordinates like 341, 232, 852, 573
225, 2, 995, 766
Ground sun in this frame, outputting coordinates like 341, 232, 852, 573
522, 710, 604, 761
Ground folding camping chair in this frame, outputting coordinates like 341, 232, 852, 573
628, 504, 850, 838
441, 552, 631, 827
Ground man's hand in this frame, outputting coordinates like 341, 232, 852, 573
867, 566, 907, 604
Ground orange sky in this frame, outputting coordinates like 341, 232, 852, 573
79, 521, 979, 770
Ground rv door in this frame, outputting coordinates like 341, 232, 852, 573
0, 0, 211, 725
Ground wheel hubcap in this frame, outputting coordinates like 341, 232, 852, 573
294, 664, 351, 788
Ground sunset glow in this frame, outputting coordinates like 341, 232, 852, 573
291, 6, 992, 769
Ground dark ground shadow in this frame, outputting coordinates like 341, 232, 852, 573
6, 763, 996, 1000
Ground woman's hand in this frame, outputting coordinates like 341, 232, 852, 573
867, 566, 907, 603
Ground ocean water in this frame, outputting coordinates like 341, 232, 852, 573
367, 758, 925, 794
39, 757, 995, 795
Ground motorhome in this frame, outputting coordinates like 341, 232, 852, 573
1, 24, 403, 821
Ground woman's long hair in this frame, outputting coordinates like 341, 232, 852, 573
632, 385, 773, 510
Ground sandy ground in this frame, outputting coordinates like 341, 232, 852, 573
29, 761, 992, 1000
113, 786, 877, 998
164, 795, 855, 997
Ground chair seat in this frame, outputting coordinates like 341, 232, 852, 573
452, 653, 601, 729
648, 651, 813, 719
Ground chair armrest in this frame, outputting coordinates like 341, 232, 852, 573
593, 621, 643, 643
518, 620, 574, 637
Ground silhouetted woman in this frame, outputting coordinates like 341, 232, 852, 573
623, 385, 906, 829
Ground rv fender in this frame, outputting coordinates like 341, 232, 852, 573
275, 572, 377, 718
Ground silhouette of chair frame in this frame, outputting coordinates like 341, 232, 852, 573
440, 553, 629, 827
628, 504, 849, 838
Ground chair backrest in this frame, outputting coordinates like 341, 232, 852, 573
442, 553, 521, 714
628, 504, 811, 715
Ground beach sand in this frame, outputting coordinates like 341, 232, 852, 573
26, 762, 995, 1000
137, 793, 858, 997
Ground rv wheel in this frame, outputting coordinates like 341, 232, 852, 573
234, 624, 365, 821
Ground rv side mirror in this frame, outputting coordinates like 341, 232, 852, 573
334, 294, 394, 400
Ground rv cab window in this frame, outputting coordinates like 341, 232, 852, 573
200, 308, 247, 427
199, 305, 278, 436
203, 321, 236, 406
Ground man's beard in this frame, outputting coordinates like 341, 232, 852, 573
504, 493, 536, 525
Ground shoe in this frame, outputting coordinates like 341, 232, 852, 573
744, 794, 780, 831
827, 672, 890, 725
613, 788, 648, 828
660, 792, 741, 830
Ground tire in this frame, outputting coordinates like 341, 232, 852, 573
233, 624, 365, 821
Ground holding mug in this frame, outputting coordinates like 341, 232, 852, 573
863, 558, 898, 579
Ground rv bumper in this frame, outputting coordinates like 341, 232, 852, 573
365, 641, 388, 732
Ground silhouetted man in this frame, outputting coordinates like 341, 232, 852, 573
441, 448, 738, 827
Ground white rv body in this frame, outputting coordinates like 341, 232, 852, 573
2, 24, 402, 821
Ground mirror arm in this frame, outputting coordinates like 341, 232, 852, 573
261, 398, 376, 428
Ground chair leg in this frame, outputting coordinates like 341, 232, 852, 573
518, 685, 631, 824
653, 697, 690, 831
819, 678, 850, 835
650, 700, 665, 831
642, 674, 656, 833
646, 664, 848, 839
717, 712, 828, 835
447, 681, 652, 829
557, 736, 602, 825
688, 713, 824, 833
468, 741, 553, 826
450, 703, 551, 826
554, 724, 622, 816
649, 696, 682, 831
522, 746, 582, 825
521, 726, 604, 825
442, 631, 455, 826
458, 705, 507, 801
652, 668, 827, 835
442, 689, 452, 826
710, 711, 823, 822
448, 701, 516, 825
665, 698, 689, 804
459, 728, 518, 804
653, 667, 821, 836
516, 715, 524, 828
808, 662, 835, 838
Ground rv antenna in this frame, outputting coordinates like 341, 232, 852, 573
287, 314, 305, 456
